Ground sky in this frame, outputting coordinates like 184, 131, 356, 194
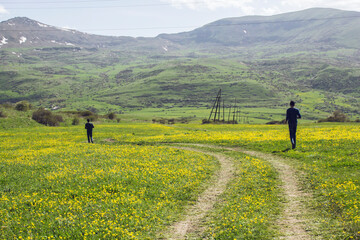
1, 0, 360, 37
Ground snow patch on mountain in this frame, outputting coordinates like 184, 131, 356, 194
19, 36, 27, 44
56, 27, 76, 33
0, 36, 8, 45
51, 40, 61, 45
12, 52, 22, 58
50, 40, 75, 46
37, 22, 49, 28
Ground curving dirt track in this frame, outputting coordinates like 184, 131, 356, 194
165, 144, 313, 239
166, 147, 234, 239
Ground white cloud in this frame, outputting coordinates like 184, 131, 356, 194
163, 0, 360, 14
260, 7, 282, 16
0, 5, 9, 14
162, 0, 255, 13
280, 0, 360, 12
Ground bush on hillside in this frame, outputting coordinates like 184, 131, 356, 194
80, 110, 94, 117
32, 108, 64, 126
72, 117, 80, 125
15, 101, 31, 111
107, 112, 116, 120
80, 110, 98, 121
318, 110, 349, 123
0, 111, 7, 118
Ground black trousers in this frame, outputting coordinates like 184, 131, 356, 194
87, 131, 93, 143
288, 123, 297, 148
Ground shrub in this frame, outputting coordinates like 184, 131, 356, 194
15, 101, 31, 111
80, 110, 94, 117
202, 119, 211, 124
72, 117, 80, 125
266, 119, 287, 125
80, 110, 98, 121
108, 112, 116, 120
0, 111, 7, 118
54, 115, 64, 123
318, 110, 349, 123
32, 108, 63, 126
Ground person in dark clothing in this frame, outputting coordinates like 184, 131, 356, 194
286, 101, 301, 149
85, 119, 94, 143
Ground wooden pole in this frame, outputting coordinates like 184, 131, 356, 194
213, 89, 221, 122
223, 99, 225, 122
232, 98, 236, 124
208, 89, 221, 122
228, 104, 232, 122
218, 89, 222, 122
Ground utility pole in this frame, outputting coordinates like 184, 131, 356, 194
232, 98, 236, 124
228, 104, 232, 123
222, 99, 225, 122
208, 89, 222, 122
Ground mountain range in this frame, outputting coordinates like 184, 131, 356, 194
0, 8, 360, 122
1, 8, 360, 49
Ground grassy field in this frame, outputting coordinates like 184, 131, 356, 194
0, 120, 359, 239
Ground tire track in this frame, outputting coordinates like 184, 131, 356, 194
239, 149, 312, 239
166, 147, 234, 239
165, 144, 314, 239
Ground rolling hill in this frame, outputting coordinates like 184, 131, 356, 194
0, 8, 360, 122
159, 8, 360, 49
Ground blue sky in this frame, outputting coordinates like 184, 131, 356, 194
1, 0, 360, 37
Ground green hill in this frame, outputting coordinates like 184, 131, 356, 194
0, 8, 360, 122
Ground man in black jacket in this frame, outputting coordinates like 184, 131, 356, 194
286, 101, 301, 149
85, 119, 94, 143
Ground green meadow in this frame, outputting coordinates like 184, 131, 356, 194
0, 115, 359, 239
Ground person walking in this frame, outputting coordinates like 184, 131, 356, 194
286, 101, 301, 149
85, 119, 94, 143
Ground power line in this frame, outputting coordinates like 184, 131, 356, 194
3, 3, 170, 10
1, 0, 127, 3
0, 26, 197, 32
0, 0, 231, 4
0, 1, 229, 9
